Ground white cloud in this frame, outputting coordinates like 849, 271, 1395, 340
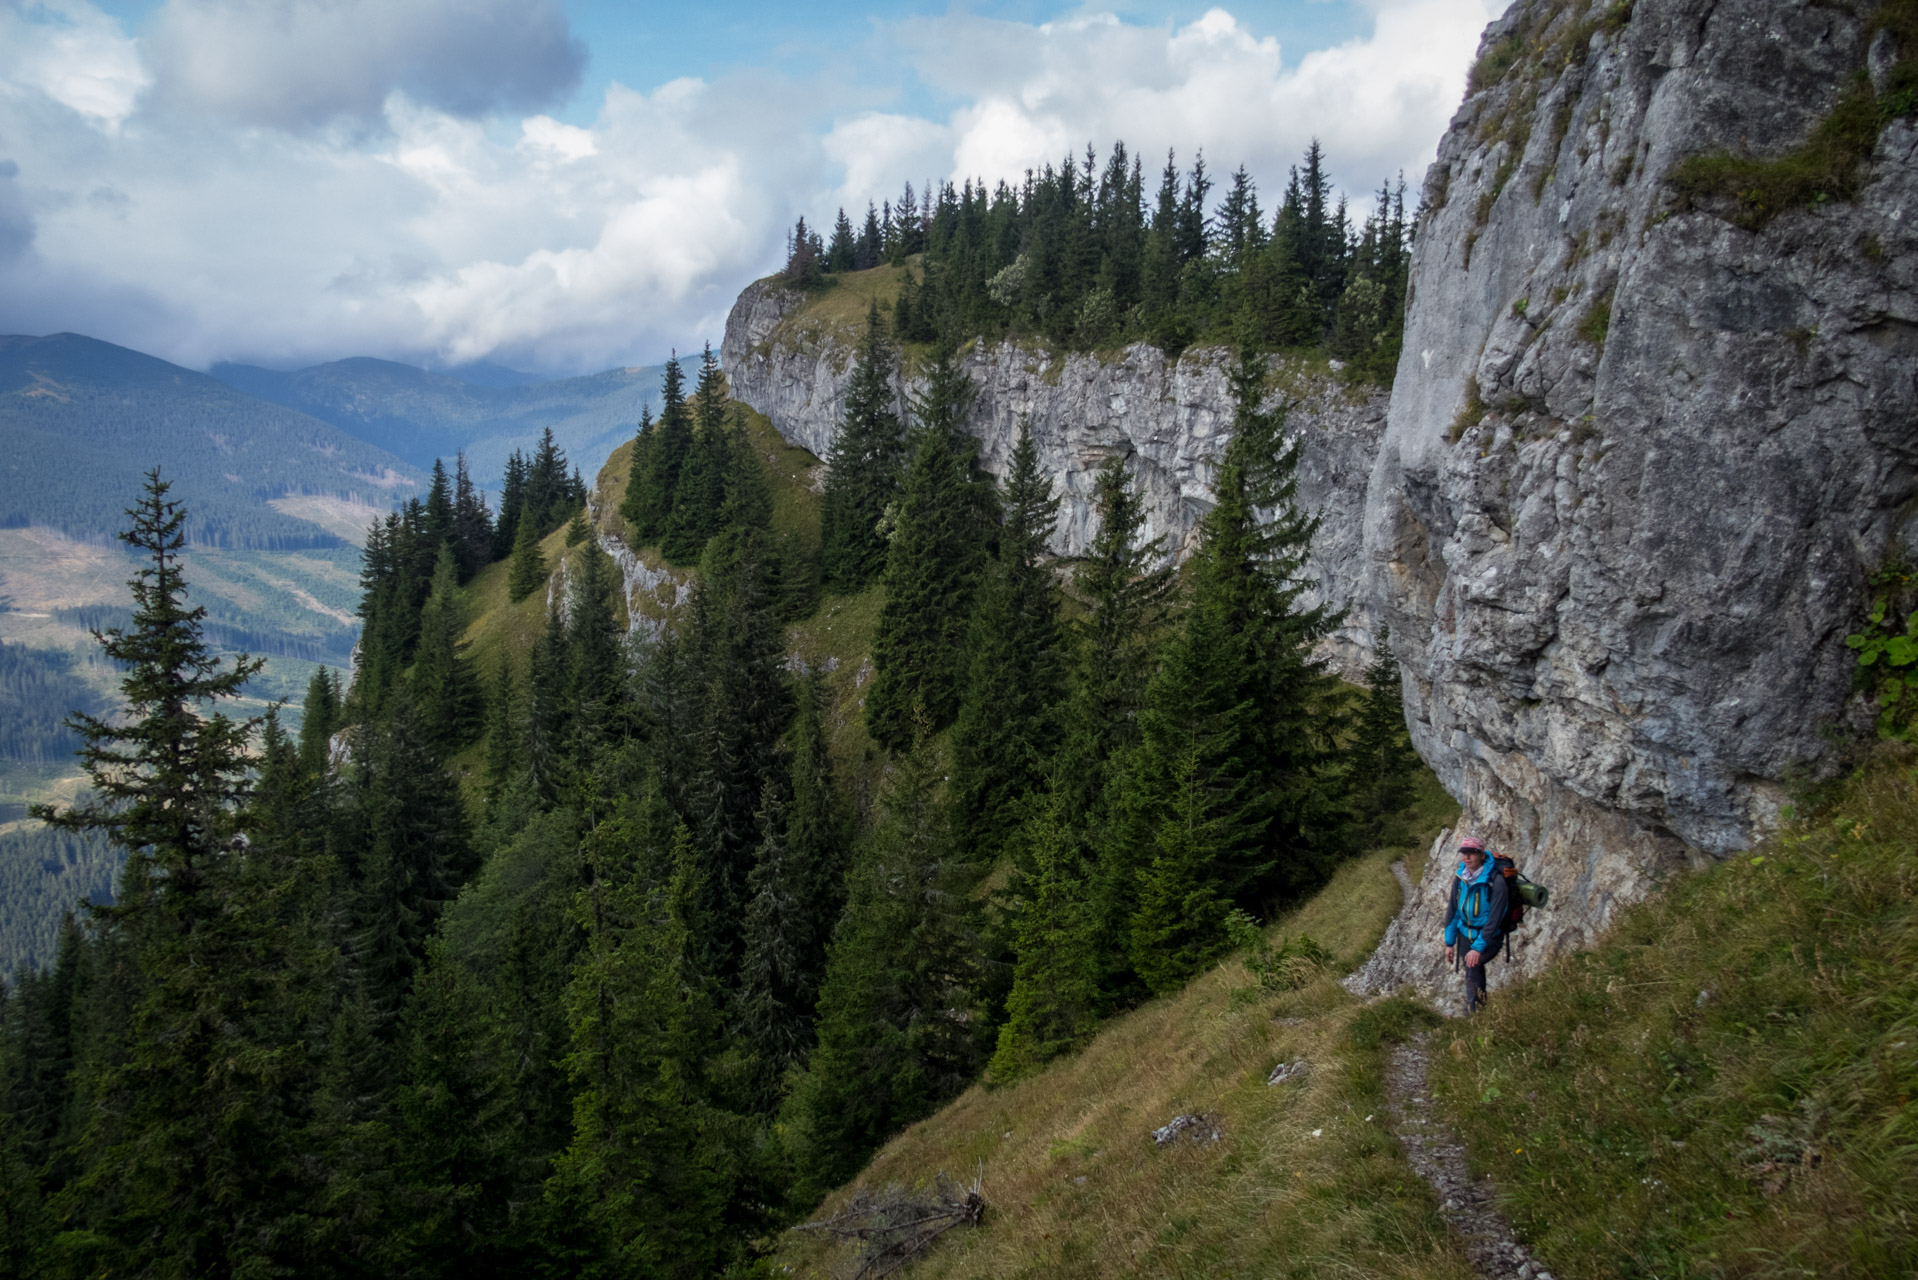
143, 0, 583, 128
0, 0, 149, 127
0, 0, 1503, 378
879, 1, 1500, 209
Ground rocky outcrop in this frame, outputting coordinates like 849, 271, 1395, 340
721, 0, 1915, 1003
722, 279, 1388, 676
1352, 0, 1918, 996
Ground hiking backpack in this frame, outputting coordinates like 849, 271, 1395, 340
1490, 853, 1549, 934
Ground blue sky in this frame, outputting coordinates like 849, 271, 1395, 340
560, 1, 1368, 124
0, 0, 1504, 374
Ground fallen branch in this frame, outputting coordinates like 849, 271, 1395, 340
794, 1169, 987, 1280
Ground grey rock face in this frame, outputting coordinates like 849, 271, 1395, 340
722, 278, 1389, 676
1354, 0, 1918, 993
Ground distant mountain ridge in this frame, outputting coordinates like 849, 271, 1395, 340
212, 353, 678, 490
0, 332, 424, 550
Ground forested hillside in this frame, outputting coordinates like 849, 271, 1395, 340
0, 334, 438, 970
0, 334, 423, 550
786, 140, 1410, 380
0, 312, 1436, 1273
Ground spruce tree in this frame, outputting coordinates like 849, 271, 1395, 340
864, 344, 992, 752
826, 207, 857, 273
987, 796, 1098, 1081
0, 976, 55, 1270
1045, 458, 1174, 1005
1353, 624, 1419, 826
495, 449, 529, 560
484, 654, 520, 796
1125, 675, 1257, 995
735, 675, 848, 1103
1056, 457, 1173, 822
550, 824, 748, 1276
351, 694, 475, 1023
299, 666, 343, 775
565, 505, 590, 547
452, 451, 494, 579
565, 536, 627, 762
682, 534, 791, 982
625, 356, 692, 545
32, 471, 331, 1277
424, 458, 455, 553
1122, 347, 1348, 992
525, 601, 571, 805
947, 420, 1064, 864
0, 916, 83, 1262
661, 347, 732, 565
785, 724, 987, 1190
857, 201, 883, 269
819, 302, 905, 593
620, 406, 655, 536
721, 406, 773, 533
734, 789, 804, 1107
353, 512, 406, 714
412, 544, 483, 753
507, 508, 548, 603
524, 427, 571, 540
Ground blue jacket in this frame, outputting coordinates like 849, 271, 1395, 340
1443, 857, 1509, 956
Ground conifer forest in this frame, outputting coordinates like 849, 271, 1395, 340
785, 141, 1412, 381
0, 245, 1421, 1272
7, 2, 1917, 1276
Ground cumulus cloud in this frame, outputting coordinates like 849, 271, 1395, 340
868, 1, 1497, 209
144, 0, 584, 128
0, 0, 1503, 377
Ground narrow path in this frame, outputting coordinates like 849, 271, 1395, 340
1389, 857, 1416, 902
1384, 1032, 1552, 1280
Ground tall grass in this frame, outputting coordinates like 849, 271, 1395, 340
1430, 747, 1918, 1278
776, 781, 1467, 1280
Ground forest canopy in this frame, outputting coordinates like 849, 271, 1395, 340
784, 140, 1412, 381
0, 309, 1424, 1276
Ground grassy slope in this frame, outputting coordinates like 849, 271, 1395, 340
450, 394, 840, 782
776, 775, 1465, 1280
1430, 750, 1918, 1279
763, 265, 914, 358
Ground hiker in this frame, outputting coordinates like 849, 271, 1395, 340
1442, 836, 1508, 1015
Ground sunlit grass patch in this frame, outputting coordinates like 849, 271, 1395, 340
777, 814, 1474, 1280
766, 264, 912, 354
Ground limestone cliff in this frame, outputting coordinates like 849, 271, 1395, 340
1351, 0, 1918, 998
722, 279, 1388, 676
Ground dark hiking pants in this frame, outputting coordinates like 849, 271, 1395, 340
1456, 936, 1503, 1015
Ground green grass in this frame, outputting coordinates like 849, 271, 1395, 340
783, 584, 885, 772
765, 263, 913, 356
1429, 747, 1918, 1279
776, 777, 1464, 1280
1469, 33, 1527, 94
1576, 290, 1613, 349
1450, 376, 1489, 443
460, 521, 575, 686
733, 398, 825, 549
